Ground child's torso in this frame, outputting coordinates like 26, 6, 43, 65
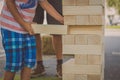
0, 0, 38, 33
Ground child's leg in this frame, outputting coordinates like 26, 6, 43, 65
4, 71, 15, 80
21, 67, 31, 80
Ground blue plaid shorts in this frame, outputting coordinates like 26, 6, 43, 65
1, 28, 36, 72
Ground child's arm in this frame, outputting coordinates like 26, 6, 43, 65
39, 0, 64, 24
6, 0, 34, 35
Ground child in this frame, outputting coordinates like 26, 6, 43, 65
0, 0, 63, 80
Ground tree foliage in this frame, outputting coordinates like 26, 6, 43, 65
107, 0, 120, 14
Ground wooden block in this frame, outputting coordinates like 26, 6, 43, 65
89, 0, 105, 6
75, 35, 87, 45
63, 74, 74, 80
63, 74, 102, 80
75, 54, 88, 64
64, 16, 104, 25
64, 16, 89, 25
63, 6, 103, 15
76, 16, 89, 25
64, 16, 76, 25
87, 35, 102, 45
68, 26, 103, 35
62, 0, 76, 6
63, 45, 103, 55
88, 55, 102, 65
63, 59, 101, 74
88, 75, 101, 80
89, 16, 104, 25
62, 35, 75, 45
75, 75, 87, 80
31, 24, 68, 34
76, 0, 89, 6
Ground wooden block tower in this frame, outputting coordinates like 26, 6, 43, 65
62, 0, 105, 80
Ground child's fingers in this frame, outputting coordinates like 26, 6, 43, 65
31, 29, 35, 35
29, 27, 35, 35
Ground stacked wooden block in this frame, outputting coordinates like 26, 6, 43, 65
62, 0, 105, 80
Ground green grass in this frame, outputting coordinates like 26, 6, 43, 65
0, 75, 59, 80
106, 26, 120, 29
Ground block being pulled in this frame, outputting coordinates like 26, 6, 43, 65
31, 24, 68, 35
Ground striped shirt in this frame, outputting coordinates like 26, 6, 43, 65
0, 0, 43, 34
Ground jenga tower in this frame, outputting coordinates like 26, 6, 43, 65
62, 0, 105, 80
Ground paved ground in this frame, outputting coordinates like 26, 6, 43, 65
104, 29, 120, 80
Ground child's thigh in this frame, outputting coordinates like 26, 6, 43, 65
1, 29, 36, 71
1, 28, 25, 72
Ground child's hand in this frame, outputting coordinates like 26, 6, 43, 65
22, 22, 34, 35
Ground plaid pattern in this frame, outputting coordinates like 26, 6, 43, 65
1, 28, 36, 72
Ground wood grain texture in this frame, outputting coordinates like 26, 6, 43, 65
63, 6, 103, 15
89, 0, 105, 6
31, 24, 68, 34
62, 35, 75, 45
88, 55, 102, 65
63, 59, 101, 74
75, 35, 88, 45
76, 0, 89, 6
68, 25, 103, 35
62, 0, 76, 6
75, 54, 88, 64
